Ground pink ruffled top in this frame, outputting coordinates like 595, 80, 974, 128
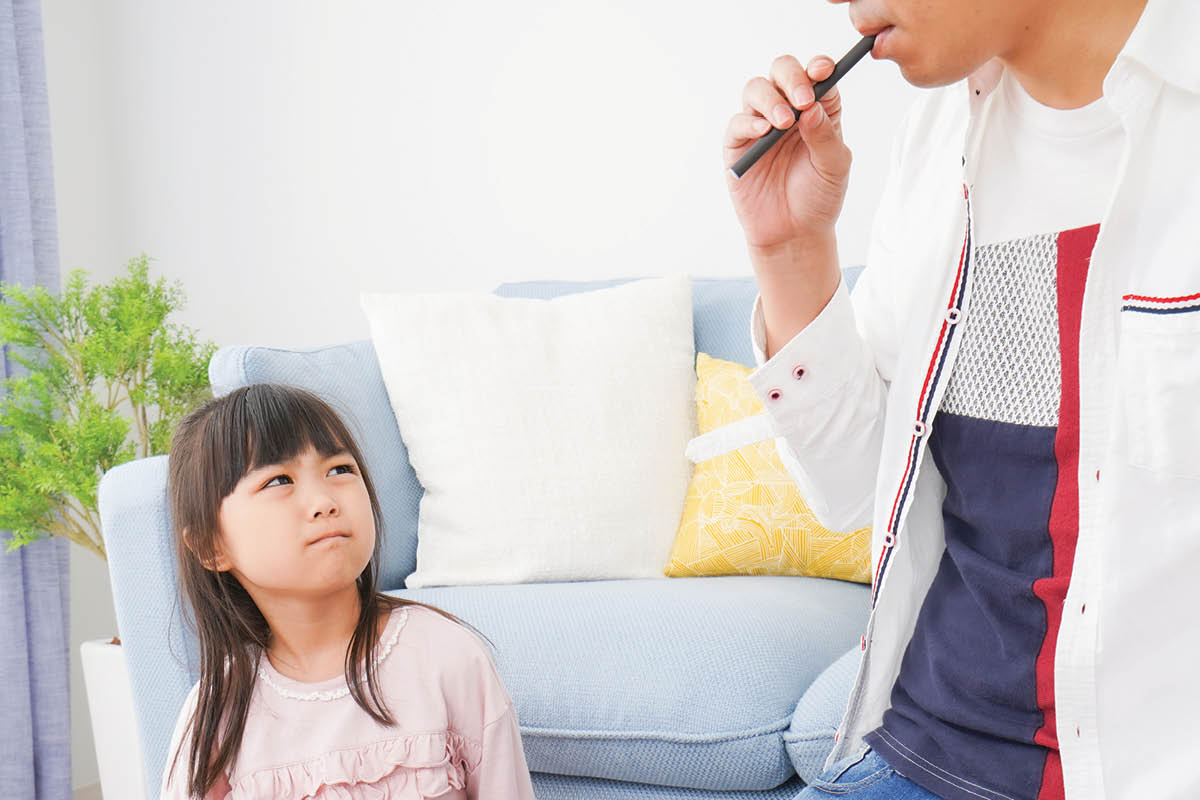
160, 606, 535, 799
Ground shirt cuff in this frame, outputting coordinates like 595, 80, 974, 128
747, 275, 863, 410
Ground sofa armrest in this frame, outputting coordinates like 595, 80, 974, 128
783, 646, 861, 784
99, 455, 199, 800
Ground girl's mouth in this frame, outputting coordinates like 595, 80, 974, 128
308, 530, 350, 545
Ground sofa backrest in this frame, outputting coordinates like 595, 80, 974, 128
206, 271, 862, 590
493, 276, 761, 365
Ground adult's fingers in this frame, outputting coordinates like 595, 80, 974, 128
723, 111, 774, 153
769, 54, 816, 111
806, 55, 843, 125
741, 75, 798, 131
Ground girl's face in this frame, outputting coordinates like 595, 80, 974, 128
210, 444, 376, 599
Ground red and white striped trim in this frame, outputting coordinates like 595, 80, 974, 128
872, 185, 973, 604
1121, 290, 1200, 314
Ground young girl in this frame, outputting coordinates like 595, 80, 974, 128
161, 382, 536, 799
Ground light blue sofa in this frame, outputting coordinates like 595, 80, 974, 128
99, 272, 868, 799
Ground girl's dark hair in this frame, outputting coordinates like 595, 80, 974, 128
165, 383, 464, 799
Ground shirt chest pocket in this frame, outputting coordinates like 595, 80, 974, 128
1117, 297, 1200, 479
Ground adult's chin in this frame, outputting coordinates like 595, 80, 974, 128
889, 42, 993, 90
896, 56, 979, 90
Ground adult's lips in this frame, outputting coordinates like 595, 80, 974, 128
850, 13, 894, 56
862, 26, 895, 58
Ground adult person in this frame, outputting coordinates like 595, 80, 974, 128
722, 1, 1198, 798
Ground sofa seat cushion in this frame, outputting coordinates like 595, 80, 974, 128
395, 575, 869, 791
530, 772, 806, 799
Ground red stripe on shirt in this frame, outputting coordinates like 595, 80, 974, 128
1121, 290, 1200, 303
1033, 223, 1098, 800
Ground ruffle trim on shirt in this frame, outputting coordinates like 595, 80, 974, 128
226, 730, 481, 800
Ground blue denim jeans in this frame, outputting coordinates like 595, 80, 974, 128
794, 747, 942, 799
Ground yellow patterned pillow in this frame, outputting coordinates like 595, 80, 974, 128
665, 352, 872, 582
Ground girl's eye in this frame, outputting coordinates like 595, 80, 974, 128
260, 463, 355, 489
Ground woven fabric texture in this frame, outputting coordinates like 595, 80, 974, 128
940, 233, 1062, 427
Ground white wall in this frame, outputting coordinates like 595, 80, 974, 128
41, 0, 919, 790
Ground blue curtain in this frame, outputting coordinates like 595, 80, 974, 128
0, 0, 70, 798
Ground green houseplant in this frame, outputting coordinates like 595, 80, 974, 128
0, 255, 215, 560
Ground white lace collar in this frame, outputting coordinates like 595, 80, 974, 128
256, 607, 409, 702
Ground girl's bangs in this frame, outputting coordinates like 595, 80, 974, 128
213, 386, 355, 498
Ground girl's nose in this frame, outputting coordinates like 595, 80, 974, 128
311, 495, 338, 518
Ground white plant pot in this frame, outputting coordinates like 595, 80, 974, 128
81, 639, 148, 800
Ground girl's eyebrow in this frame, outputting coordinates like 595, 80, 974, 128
250, 448, 354, 473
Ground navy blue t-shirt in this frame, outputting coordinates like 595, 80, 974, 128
864, 224, 1098, 800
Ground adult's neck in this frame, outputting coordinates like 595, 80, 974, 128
1001, 0, 1148, 109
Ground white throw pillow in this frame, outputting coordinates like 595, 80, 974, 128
360, 276, 696, 588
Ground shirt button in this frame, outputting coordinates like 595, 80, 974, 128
792, 365, 806, 380
913, 420, 928, 437
945, 308, 962, 325
767, 388, 783, 401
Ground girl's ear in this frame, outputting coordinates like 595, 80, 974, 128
206, 547, 232, 572
183, 526, 232, 572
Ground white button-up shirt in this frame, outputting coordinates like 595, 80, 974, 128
736, 2, 1199, 797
